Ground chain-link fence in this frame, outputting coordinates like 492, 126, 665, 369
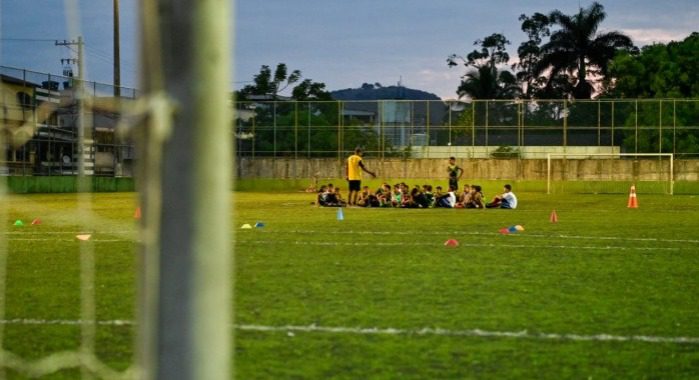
4, 69, 699, 180
235, 98, 699, 160
1, 66, 137, 177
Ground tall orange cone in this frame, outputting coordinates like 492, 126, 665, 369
134, 207, 142, 219
627, 185, 639, 208
550, 210, 558, 223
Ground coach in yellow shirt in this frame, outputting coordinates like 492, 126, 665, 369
345, 147, 376, 206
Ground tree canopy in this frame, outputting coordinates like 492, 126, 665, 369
606, 32, 699, 98
530, 2, 634, 99
448, 33, 521, 99
236, 63, 331, 101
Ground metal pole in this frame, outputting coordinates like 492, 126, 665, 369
597, 99, 602, 146
294, 101, 298, 176
114, 0, 121, 97
546, 153, 551, 194
307, 103, 311, 158
142, 0, 233, 379
484, 100, 489, 148
471, 102, 475, 152
611, 101, 615, 148
273, 102, 277, 157
635, 99, 638, 154
426, 100, 430, 157
672, 100, 676, 155
563, 99, 567, 148
337, 101, 342, 165
659, 100, 662, 153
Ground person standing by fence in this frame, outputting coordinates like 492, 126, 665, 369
447, 156, 463, 191
346, 147, 376, 206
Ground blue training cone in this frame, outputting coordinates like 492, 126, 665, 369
337, 207, 344, 221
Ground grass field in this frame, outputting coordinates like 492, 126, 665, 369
2, 189, 699, 379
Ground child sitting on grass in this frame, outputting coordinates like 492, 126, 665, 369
435, 185, 457, 208
486, 184, 518, 209
465, 185, 484, 209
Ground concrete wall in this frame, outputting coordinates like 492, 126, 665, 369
238, 157, 699, 181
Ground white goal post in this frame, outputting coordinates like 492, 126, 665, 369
547, 153, 674, 195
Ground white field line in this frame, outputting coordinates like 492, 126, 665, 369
248, 229, 699, 245
238, 239, 680, 252
0, 318, 133, 326
8, 238, 126, 242
4, 231, 134, 235
1, 319, 698, 345
6, 229, 699, 245
237, 324, 699, 345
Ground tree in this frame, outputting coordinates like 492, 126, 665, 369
604, 33, 699, 155
456, 65, 520, 100
291, 79, 332, 101
448, 33, 521, 99
236, 63, 330, 101
606, 32, 699, 98
237, 63, 300, 100
532, 2, 634, 99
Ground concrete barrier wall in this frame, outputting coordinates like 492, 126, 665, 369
238, 157, 699, 181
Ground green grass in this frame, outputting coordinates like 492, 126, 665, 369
3, 190, 699, 378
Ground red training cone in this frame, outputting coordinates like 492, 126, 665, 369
627, 185, 638, 209
550, 210, 558, 223
444, 239, 459, 247
31, 218, 42, 225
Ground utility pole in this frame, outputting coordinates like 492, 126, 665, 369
56, 37, 84, 82
56, 37, 87, 178
114, 0, 121, 97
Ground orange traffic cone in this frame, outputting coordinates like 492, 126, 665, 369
550, 210, 558, 223
134, 207, 142, 219
627, 185, 638, 208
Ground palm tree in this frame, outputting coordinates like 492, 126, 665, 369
534, 2, 634, 99
457, 64, 520, 100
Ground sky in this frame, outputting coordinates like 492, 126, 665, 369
1, 0, 697, 99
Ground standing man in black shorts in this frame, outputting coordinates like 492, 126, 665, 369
346, 147, 376, 206
447, 156, 463, 191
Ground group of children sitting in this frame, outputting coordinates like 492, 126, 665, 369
316, 182, 517, 209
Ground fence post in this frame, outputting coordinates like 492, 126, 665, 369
426, 100, 430, 157
635, 99, 639, 154
611, 101, 615, 148
672, 99, 676, 155
307, 102, 311, 158
337, 101, 342, 172
563, 99, 568, 148
485, 100, 489, 148
659, 99, 663, 153
471, 101, 475, 154
597, 99, 601, 146
273, 101, 277, 157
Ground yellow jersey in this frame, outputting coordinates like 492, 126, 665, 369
347, 154, 363, 180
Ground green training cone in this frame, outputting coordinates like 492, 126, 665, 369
14, 220, 24, 226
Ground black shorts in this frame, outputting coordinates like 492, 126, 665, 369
449, 178, 458, 190
348, 180, 361, 192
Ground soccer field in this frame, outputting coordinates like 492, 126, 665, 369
3, 191, 699, 379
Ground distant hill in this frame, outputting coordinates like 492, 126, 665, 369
331, 83, 441, 101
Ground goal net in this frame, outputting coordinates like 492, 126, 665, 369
547, 153, 674, 195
